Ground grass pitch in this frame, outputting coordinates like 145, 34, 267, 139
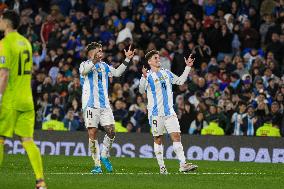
0, 154, 283, 189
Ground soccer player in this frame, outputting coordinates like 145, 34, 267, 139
79, 42, 135, 173
139, 50, 198, 174
0, 11, 47, 189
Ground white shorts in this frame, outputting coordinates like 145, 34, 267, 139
149, 115, 181, 136
84, 107, 115, 128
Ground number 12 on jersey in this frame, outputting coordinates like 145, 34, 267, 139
18, 50, 31, 75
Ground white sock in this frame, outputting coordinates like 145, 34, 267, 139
101, 135, 114, 158
173, 142, 186, 165
89, 139, 101, 166
154, 142, 165, 168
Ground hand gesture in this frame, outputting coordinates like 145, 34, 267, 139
184, 54, 195, 67
142, 66, 147, 78
124, 45, 136, 59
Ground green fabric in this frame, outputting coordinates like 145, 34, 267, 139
22, 140, 44, 179
256, 123, 281, 137
115, 121, 127, 132
201, 122, 225, 135
42, 120, 67, 131
0, 31, 34, 111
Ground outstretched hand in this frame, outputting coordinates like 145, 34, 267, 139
184, 54, 195, 67
124, 45, 136, 59
142, 66, 147, 78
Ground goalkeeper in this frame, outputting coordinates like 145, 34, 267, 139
0, 10, 46, 189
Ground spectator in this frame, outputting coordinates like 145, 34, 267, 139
193, 35, 212, 68
33, 43, 47, 70
239, 19, 259, 50
217, 24, 233, 61
63, 109, 80, 131
189, 112, 208, 135
231, 101, 247, 136
40, 15, 55, 43
42, 114, 66, 131
201, 121, 224, 135
113, 99, 128, 125
241, 105, 261, 136
256, 117, 281, 137
270, 101, 283, 128
266, 32, 283, 63
116, 22, 134, 44
179, 101, 196, 134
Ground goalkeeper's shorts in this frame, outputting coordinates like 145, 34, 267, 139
0, 106, 35, 138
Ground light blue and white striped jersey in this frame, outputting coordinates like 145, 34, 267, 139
232, 112, 247, 136
79, 60, 127, 110
246, 116, 254, 136
139, 67, 191, 117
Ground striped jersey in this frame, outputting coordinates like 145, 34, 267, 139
139, 67, 191, 117
79, 60, 126, 110
232, 112, 247, 136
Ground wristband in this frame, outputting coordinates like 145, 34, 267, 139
123, 58, 131, 65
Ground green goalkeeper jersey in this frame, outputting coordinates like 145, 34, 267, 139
0, 31, 34, 111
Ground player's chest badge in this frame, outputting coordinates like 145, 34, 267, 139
97, 68, 103, 72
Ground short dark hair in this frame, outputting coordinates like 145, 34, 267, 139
50, 114, 58, 120
145, 50, 159, 61
230, 72, 240, 79
238, 101, 247, 107
2, 10, 20, 29
86, 42, 102, 53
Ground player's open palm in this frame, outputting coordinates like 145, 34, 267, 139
124, 45, 136, 59
184, 54, 195, 68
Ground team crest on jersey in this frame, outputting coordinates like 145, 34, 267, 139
158, 76, 168, 81
97, 68, 102, 72
0, 56, 5, 64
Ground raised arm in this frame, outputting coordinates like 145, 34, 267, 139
171, 54, 194, 85
109, 45, 136, 77
139, 66, 148, 94
39, 43, 47, 63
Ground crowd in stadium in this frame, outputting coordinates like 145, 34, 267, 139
2, 0, 284, 136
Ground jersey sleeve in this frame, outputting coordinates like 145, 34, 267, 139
170, 67, 191, 85
0, 41, 10, 69
109, 63, 127, 77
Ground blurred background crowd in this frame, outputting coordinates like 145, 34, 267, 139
1, 0, 284, 136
